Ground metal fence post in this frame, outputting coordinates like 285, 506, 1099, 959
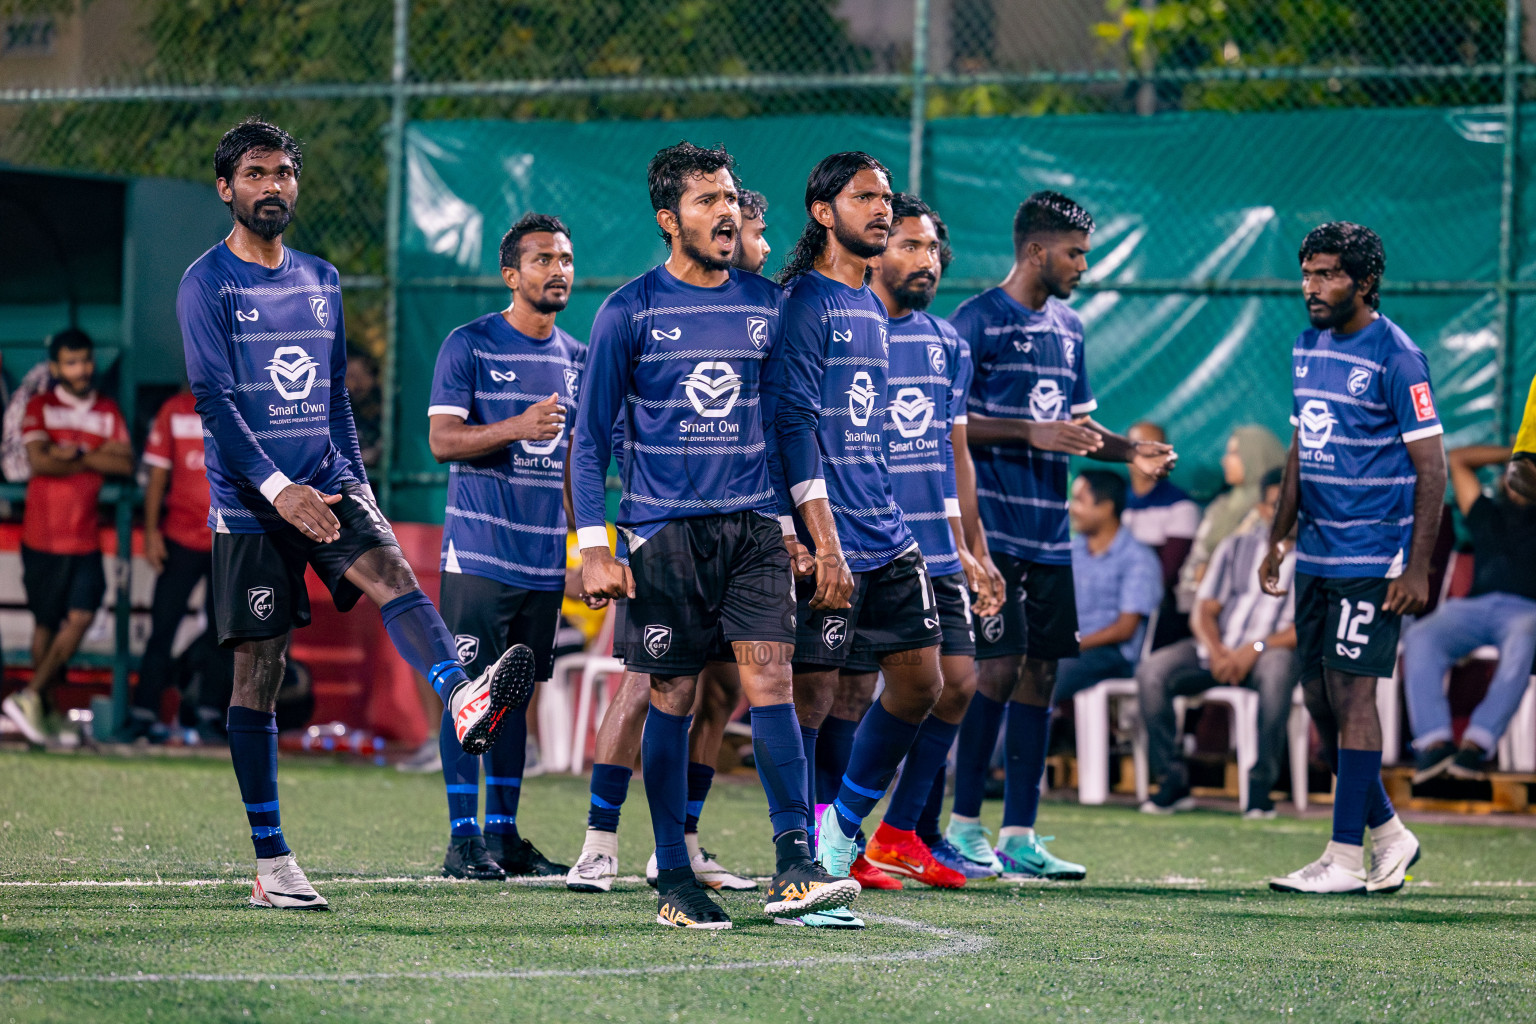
1497, 0, 1523, 442
908, 0, 930, 196
378, 0, 409, 514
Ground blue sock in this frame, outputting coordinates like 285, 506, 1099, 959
380, 591, 468, 700
685, 761, 715, 834
799, 724, 819, 833
952, 692, 1005, 818
482, 698, 528, 837
917, 761, 947, 844
227, 706, 290, 859
1002, 701, 1051, 829
750, 703, 810, 839
833, 700, 921, 838
1333, 748, 1382, 846
883, 716, 959, 832
1324, 746, 1395, 830
817, 715, 858, 813
439, 709, 480, 837
642, 705, 691, 870
587, 763, 631, 832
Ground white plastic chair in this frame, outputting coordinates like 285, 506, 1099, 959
547, 605, 625, 775
1072, 609, 1158, 805
1170, 687, 1260, 811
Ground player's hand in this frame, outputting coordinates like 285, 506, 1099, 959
581, 546, 635, 600
958, 547, 1001, 618
274, 484, 342, 543
973, 550, 1005, 617
810, 549, 854, 611
49, 443, 81, 461
506, 394, 565, 442
1383, 566, 1430, 616
1258, 542, 1288, 597
144, 528, 167, 574
785, 536, 816, 578
580, 592, 611, 610
1131, 440, 1177, 479
1026, 420, 1102, 455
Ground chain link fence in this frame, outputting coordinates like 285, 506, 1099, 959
2, 0, 1531, 509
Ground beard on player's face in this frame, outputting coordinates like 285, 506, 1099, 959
678, 217, 734, 272
235, 194, 294, 241
832, 207, 887, 260
1306, 284, 1358, 329
887, 267, 937, 310
1039, 252, 1078, 300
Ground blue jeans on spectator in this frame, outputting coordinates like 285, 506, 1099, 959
1053, 646, 1135, 703
1404, 592, 1536, 754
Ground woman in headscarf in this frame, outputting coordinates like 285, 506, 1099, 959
1175, 424, 1286, 609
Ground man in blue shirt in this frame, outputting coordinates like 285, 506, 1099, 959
944, 192, 1175, 881
764, 154, 947, 926
426, 213, 584, 884
571, 142, 857, 930
1263, 222, 1445, 896
178, 120, 531, 911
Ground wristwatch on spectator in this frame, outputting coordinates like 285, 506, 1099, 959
1252, 640, 1266, 654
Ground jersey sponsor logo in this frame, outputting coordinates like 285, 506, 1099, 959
1027, 379, 1066, 421
847, 371, 878, 426
248, 586, 275, 621
924, 615, 939, 630
564, 368, 580, 401
1335, 642, 1362, 660
1295, 364, 1309, 378
520, 424, 565, 456
831, 329, 853, 344
454, 634, 480, 665
979, 613, 1004, 644
821, 616, 848, 650
41, 404, 117, 438
489, 369, 518, 384
644, 625, 673, 658
170, 413, 204, 440
651, 327, 682, 342
266, 346, 321, 401
889, 387, 935, 439
1346, 366, 1372, 396
747, 316, 769, 350
309, 295, 329, 328
1410, 381, 1436, 422
927, 344, 946, 375
1298, 399, 1338, 449
235, 308, 260, 322
682, 361, 742, 418
1012, 338, 1032, 353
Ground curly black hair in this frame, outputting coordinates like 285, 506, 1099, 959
214, 118, 302, 185
499, 212, 571, 270
777, 151, 891, 284
647, 141, 735, 248
739, 188, 768, 222
1299, 221, 1385, 310
1012, 190, 1094, 252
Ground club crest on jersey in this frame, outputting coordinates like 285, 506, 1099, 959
1062, 338, 1077, 367
309, 295, 329, 327
847, 371, 878, 426
489, 369, 518, 384
266, 346, 320, 401
564, 368, 580, 401
651, 327, 682, 342
822, 616, 848, 650
1346, 366, 1372, 396
248, 587, 275, 621
1028, 379, 1065, 421
889, 387, 935, 439
1298, 399, 1337, 449
644, 625, 673, 659
979, 614, 1005, 644
682, 361, 742, 418
878, 325, 888, 352
746, 316, 769, 350
927, 344, 946, 375
454, 634, 480, 665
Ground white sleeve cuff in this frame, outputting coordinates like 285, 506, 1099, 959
791, 478, 828, 506
427, 404, 470, 420
945, 498, 962, 518
1401, 423, 1444, 443
1070, 400, 1098, 415
576, 525, 612, 551
780, 515, 798, 537
952, 414, 968, 425
141, 454, 173, 469
259, 471, 295, 505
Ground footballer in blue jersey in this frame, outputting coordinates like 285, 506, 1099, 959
944, 192, 1176, 882
425, 213, 585, 883
764, 153, 946, 915
1264, 223, 1443, 896
571, 142, 857, 931
177, 120, 531, 911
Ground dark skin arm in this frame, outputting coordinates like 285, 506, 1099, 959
1260, 435, 1302, 596
25, 439, 86, 477
1078, 611, 1143, 652
965, 411, 1102, 455
951, 421, 1002, 615
1447, 444, 1510, 517
1382, 435, 1447, 615
427, 394, 564, 462
797, 496, 854, 610
143, 464, 171, 572
1079, 416, 1177, 477
80, 441, 134, 477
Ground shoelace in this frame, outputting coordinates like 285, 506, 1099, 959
574, 852, 610, 876
271, 857, 315, 893
954, 825, 994, 862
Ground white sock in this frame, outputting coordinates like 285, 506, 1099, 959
582, 827, 618, 859
949, 813, 980, 825
684, 832, 702, 860
1370, 814, 1407, 843
998, 826, 1035, 841
1325, 840, 1365, 872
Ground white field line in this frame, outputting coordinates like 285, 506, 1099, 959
0, 875, 651, 888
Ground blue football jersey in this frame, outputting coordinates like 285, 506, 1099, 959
428, 312, 585, 591
570, 265, 782, 552
1290, 314, 1442, 578
178, 242, 364, 533
949, 288, 1095, 566
764, 270, 914, 572
883, 310, 972, 577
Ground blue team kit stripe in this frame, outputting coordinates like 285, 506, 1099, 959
484, 776, 521, 788
243, 800, 280, 814
445, 784, 480, 795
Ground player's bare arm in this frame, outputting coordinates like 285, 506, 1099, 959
964, 411, 1102, 455
1447, 444, 1511, 516
428, 394, 565, 463
1382, 434, 1446, 615
1076, 416, 1176, 477
142, 464, 171, 572
24, 438, 85, 477
1260, 434, 1302, 597
796, 496, 854, 610
273, 483, 343, 543
80, 439, 135, 477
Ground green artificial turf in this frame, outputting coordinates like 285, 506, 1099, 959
1, 750, 1534, 1023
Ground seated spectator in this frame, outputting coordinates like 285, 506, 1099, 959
1175, 424, 1285, 611
1138, 467, 1297, 817
1122, 421, 1200, 588
1405, 445, 1536, 782
1053, 470, 1162, 702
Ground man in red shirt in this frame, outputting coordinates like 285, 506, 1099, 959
1, 330, 133, 745
129, 387, 230, 742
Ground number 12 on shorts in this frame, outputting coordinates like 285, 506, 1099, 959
1336, 597, 1375, 660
